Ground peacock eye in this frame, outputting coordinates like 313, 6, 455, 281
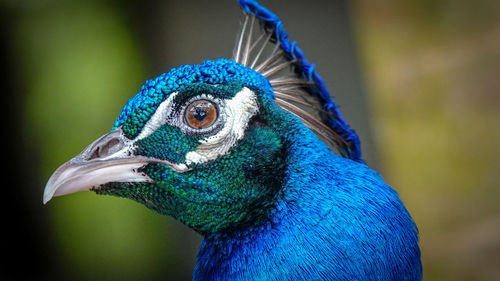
184, 99, 218, 130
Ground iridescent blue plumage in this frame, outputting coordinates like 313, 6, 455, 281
189, 74, 422, 280
196, 152, 421, 280
43, 1, 422, 280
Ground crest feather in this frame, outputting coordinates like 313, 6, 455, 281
234, 0, 363, 162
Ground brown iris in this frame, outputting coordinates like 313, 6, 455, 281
184, 100, 218, 129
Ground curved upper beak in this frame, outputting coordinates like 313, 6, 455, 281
43, 127, 190, 204
43, 128, 150, 204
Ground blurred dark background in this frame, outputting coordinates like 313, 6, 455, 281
2, 0, 499, 280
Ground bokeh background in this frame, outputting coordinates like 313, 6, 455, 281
2, 0, 499, 280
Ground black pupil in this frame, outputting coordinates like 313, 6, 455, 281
193, 108, 207, 121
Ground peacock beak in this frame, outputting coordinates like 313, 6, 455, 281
43, 127, 189, 204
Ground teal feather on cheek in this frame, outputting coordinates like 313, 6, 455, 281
99, 125, 287, 234
136, 124, 202, 164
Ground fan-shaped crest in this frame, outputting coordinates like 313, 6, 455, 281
234, 0, 363, 162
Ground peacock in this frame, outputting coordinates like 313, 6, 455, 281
43, 1, 422, 280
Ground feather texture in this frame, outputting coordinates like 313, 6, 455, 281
234, 2, 363, 162
43, 1, 422, 281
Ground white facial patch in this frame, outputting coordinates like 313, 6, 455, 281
135, 92, 179, 141
185, 87, 259, 165
131, 87, 258, 166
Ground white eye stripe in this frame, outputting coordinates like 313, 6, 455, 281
135, 92, 225, 141
134, 87, 259, 166
135, 92, 179, 141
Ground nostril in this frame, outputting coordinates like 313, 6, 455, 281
89, 147, 101, 160
87, 138, 123, 161
99, 138, 121, 156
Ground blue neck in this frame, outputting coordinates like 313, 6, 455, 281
193, 123, 421, 281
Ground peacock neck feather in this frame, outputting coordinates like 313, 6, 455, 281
193, 101, 422, 281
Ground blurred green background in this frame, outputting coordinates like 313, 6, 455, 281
2, 0, 499, 280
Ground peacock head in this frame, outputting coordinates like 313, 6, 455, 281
44, 59, 294, 234
43, 8, 363, 234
